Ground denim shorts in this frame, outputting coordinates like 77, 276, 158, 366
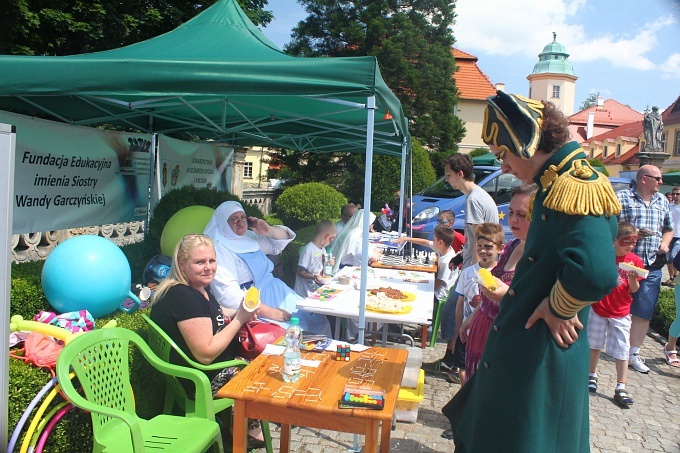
668, 237, 680, 262
630, 267, 662, 320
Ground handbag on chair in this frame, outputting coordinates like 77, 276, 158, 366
237, 320, 286, 360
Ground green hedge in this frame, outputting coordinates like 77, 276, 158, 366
275, 182, 346, 231
652, 288, 676, 339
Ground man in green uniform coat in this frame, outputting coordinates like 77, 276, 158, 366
443, 91, 621, 452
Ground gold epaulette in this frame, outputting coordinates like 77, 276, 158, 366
542, 159, 621, 216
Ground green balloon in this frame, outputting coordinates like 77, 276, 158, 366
160, 205, 215, 256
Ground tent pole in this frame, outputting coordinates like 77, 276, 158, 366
398, 141, 407, 234
0, 123, 16, 451
146, 133, 158, 236
357, 95, 375, 345
353, 95, 376, 453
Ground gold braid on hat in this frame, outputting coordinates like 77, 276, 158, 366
482, 92, 544, 160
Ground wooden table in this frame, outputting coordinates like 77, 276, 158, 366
371, 260, 437, 274
216, 347, 408, 453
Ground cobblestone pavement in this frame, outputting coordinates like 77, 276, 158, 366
256, 320, 679, 452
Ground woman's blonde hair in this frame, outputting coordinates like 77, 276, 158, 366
151, 234, 215, 303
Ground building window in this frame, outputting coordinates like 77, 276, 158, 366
590, 147, 595, 158
552, 86, 560, 99
603, 145, 608, 157
244, 162, 253, 179
675, 131, 680, 156
661, 133, 667, 153
616, 144, 622, 157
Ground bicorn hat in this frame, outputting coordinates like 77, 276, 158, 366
482, 91, 545, 160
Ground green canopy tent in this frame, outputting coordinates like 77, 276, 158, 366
662, 172, 680, 185
0, 0, 412, 276
471, 153, 501, 166
0, 3, 412, 441
0, 0, 408, 156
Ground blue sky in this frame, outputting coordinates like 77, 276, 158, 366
262, 0, 680, 114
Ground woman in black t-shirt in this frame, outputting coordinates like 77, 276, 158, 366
150, 233, 264, 445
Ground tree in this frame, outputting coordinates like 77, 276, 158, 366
579, 92, 600, 112
469, 147, 490, 158
0, 0, 273, 56
285, 0, 465, 157
267, 138, 435, 212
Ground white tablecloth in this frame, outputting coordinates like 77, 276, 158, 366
296, 266, 435, 326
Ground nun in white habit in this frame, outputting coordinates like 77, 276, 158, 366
204, 201, 331, 336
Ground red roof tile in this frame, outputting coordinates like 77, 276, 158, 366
582, 121, 643, 146
662, 95, 680, 126
603, 143, 639, 165
452, 48, 497, 101
569, 99, 643, 127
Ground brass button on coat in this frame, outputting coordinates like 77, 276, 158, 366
528, 256, 536, 262
541, 214, 547, 221
493, 325, 499, 333
508, 289, 515, 296
484, 362, 489, 369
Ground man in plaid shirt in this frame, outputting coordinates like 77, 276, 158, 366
617, 165, 674, 373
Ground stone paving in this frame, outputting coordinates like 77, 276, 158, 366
255, 317, 680, 453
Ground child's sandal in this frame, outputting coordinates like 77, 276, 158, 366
663, 346, 680, 367
614, 388, 633, 407
588, 376, 598, 393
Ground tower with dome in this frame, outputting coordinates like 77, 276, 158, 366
527, 32, 578, 115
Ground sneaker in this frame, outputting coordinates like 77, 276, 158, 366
439, 350, 455, 371
444, 370, 460, 384
588, 375, 598, 393
628, 353, 650, 374
614, 388, 634, 407
439, 359, 455, 371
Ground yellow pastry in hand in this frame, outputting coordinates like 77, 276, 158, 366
243, 286, 260, 312
477, 268, 498, 291
618, 262, 649, 279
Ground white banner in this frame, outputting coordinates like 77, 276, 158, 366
1, 111, 152, 234
156, 135, 233, 200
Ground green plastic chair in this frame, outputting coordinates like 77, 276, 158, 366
55, 327, 223, 453
143, 315, 273, 453
429, 298, 447, 348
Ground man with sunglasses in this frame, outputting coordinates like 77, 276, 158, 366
616, 165, 674, 373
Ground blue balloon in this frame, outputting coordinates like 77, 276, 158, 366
42, 235, 138, 318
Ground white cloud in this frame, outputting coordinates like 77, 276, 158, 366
660, 53, 680, 79
454, 0, 677, 71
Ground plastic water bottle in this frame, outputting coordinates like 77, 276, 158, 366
150, 264, 170, 279
323, 252, 333, 276
282, 317, 302, 383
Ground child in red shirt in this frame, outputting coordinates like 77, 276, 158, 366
588, 221, 644, 407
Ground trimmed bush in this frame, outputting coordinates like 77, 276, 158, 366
275, 183, 347, 230
652, 288, 676, 338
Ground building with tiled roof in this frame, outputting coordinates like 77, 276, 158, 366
581, 122, 643, 175
568, 98, 643, 144
660, 95, 680, 172
580, 95, 680, 176
452, 48, 498, 152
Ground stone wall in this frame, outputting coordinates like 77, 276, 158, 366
12, 221, 145, 263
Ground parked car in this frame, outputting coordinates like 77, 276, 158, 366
410, 167, 634, 246
410, 166, 521, 245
